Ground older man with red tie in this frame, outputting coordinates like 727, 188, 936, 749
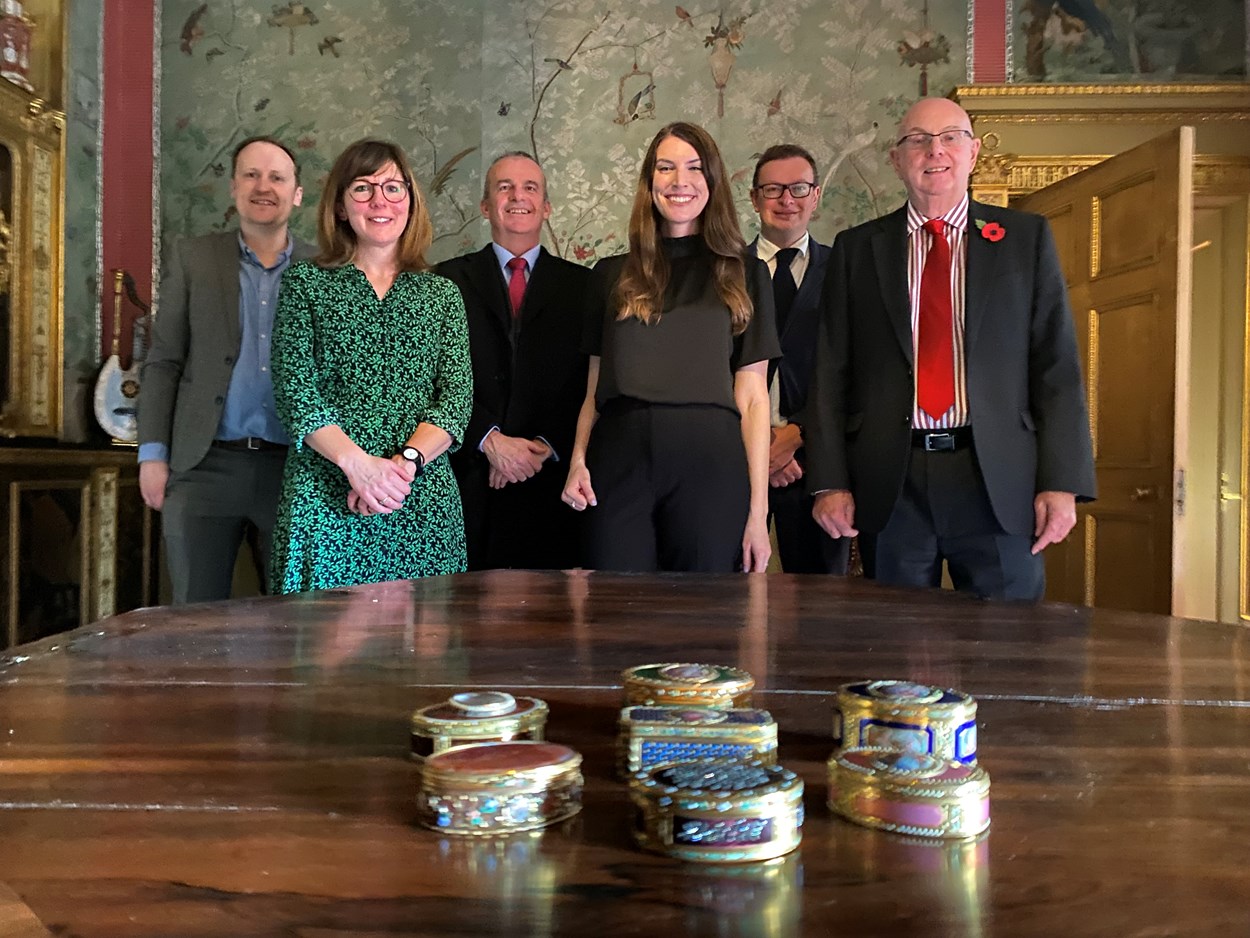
805, 97, 1095, 601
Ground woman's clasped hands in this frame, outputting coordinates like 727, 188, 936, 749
342, 450, 416, 516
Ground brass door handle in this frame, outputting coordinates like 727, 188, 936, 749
1130, 486, 1157, 502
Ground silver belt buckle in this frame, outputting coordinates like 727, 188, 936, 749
925, 432, 955, 452
245, 437, 261, 451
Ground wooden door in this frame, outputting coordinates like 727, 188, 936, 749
1016, 128, 1194, 614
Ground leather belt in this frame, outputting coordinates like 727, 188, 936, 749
912, 427, 972, 452
212, 437, 289, 453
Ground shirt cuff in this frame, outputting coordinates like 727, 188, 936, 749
536, 435, 558, 462
478, 426, 500, 452
138, 442, 169, 464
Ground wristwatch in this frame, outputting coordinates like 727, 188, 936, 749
400, 445, 426, 475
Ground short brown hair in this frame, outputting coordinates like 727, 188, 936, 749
751, 144, 818, 190
315, 139, 432, 272
232, 135, 300, 183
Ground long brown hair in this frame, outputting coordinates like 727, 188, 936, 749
613, 122, 752, 334
315, 138, 432, 272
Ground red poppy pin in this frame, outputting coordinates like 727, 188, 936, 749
975, 219, 1006, 242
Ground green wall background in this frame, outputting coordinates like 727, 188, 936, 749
158, 0, 969, 264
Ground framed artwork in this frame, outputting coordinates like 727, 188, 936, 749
1015, 0, 1247, 83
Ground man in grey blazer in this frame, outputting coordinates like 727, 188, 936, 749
749, 144, 848, 574
806, 98, 1095, 601
138, 136, 312, 603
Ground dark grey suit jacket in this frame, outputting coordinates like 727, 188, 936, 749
138, 230, 315, 473
805, 201, 1096, 536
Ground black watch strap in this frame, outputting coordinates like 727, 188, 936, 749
400, 445, 425, 474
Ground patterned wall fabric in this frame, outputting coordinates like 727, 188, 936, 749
159, 0, 968, 263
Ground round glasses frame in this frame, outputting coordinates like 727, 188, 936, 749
346, 180, 411, 203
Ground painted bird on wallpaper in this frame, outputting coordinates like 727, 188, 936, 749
676, 6, 694, 27
318, 35, 343, 57
766, 87, 783, 117
819, 122, 879, 192
625, 82, 656, 121
180, 3, 208, 56
205, 47, 224, 63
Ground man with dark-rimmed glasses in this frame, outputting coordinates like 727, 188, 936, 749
748, 144, 849, 575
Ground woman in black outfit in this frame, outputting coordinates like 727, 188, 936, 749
561, 122, 779, 572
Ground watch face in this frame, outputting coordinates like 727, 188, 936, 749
402, 447, 420, 462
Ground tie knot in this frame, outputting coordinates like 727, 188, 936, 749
507, 256, 527, 273
775, 247, 800, 266
923, 219, 946, 238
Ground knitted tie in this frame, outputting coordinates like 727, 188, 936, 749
917, 219, 954, 420
506, 256, 527, 318
772, 247, 799, 333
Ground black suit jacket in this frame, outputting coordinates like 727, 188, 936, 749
753, 237, 829, 421
437, 245, 591, 569
805, 201, 1096, 537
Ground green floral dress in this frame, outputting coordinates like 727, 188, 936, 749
269, 261, 472, 593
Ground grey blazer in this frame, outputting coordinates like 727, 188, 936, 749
138, 229, 315, 473
805, 201, 1096, 536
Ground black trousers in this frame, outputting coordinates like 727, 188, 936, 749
858, 443, 1044, 602
586, 401, 748, 572
769, 475, 850, 574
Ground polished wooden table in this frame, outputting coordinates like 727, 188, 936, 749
1, 571, 1248, 937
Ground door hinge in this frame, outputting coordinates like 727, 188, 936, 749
1175, 467, 1185, 516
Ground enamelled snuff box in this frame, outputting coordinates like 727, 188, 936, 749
623, 663, 755, 709
827, 747, 991, 840
631, 758, 804, 863
410, 691, 548, 760
617, 705, 778, 778
832, 679, 978, 765
417, 740, 583, 835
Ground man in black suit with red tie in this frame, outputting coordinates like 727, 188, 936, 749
805, 97, 1095, 601
748, 144, 848, 574
438, 152, 590, 570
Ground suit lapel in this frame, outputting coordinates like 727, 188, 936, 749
789, 239, 827, 339
963, 202, 999, 356
873, 207, 913, 365
471, 245, 512, 331
215, 232, 242, 351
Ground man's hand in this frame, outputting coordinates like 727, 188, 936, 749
769, 458, 803, 488
812, 489, 858, 539
1032, 490, 1077, 555
768, 424, 803, 474
483, 432, 549, 486
139, 460, 170, 511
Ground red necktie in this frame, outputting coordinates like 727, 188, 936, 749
917, 219, 954, 419
506, 256, 527, 318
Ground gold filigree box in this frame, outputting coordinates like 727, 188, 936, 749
827, 747, 991, 840
623, 663, 755, 709
617, 705, 778, 778
630, 758, 804, 863
410, 691, 548, 760
832, 680, 978, 764
417, 740, 583, 836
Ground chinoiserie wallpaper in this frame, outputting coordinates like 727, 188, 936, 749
158, 0, 968, 263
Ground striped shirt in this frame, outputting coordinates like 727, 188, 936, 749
906, 196, 969, 430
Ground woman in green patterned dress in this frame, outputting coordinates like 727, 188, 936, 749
269, 139, 472, 592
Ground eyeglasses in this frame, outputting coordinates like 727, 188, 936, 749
753, 182, 816, 200
895, 130, 975, 151
346, 180, 410, 203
